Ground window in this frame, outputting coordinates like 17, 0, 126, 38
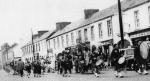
77, 30, 82, 43
61, 36, 64, 47
84, 29, 88, 41
78, 30, 81, 39
29, 46, 30, 53
91, 26, 94, 40
134, 10, 140, 29
49, 40, 50, 49
36, 44, 38, 52
57, 37, 59, 48
34, 44, 36, 52
31, 45, 33, 52
98, 23, 103, 38
38, 43, 40, 51
71, 33, 74, 45
107, 20, 113, 36
26, 46, 28, 53
148, 6, 150, 24
66, 34, 69, 46
53, 39, 56, 49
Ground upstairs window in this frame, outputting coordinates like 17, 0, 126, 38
53, 39, 56, 49
71, 33, 74, 45
61, 36, 64, 47
91, 26, 94, 40
38, 43, 40, 51
57, 37, 59, 48
78, 30, 82, 40
84, 28, 88, 41
107, 19, 113, 36
134, 10, 140, 29
148, 6, 150, 24
66, 34, 69, 46
98, 23, 103, 38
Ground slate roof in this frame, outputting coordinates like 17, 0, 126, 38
22, 31, 53, 48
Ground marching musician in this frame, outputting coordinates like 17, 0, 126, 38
111, 44, 125, 78
90, 45, 100, 77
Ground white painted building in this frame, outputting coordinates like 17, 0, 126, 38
21, 31, 52, 62
47, 0, 150, 57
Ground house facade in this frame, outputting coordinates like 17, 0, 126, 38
21, 31, 50, 62
47, 0, 150, 58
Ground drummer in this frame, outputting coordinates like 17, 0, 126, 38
111, 44, 125, 78
90, 45, 100, 77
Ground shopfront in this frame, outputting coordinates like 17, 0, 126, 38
129, 28, 150, 46
100, 39, 113, 55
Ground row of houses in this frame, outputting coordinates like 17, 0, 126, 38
21, 0, 150, 62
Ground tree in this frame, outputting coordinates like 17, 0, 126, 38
1, 43, 18, 60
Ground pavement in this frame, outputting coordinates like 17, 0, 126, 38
0, 69, 150, 81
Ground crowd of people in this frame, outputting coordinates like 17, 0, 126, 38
56, 43, 126, 78
9, 58, 51, 78
5, 38, 150, 78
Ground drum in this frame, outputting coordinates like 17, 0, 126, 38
96, 59, 103, 66
118, 57, 125, 64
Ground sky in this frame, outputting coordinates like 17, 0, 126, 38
0, 0, 119, 57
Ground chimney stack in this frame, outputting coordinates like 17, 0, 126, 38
56, 22, 71, 31
38, 30, 48, 36
84, 9, 99, 19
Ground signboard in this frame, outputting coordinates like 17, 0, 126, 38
101, 39, 113, 45
130, 31, 150, 38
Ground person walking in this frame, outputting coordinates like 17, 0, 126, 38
25, 60, 31, 78
37, 60, 41, 77
111, 44, 124, 78
33, 60, 38, 77
17, 59, 24, 77
90, 45, 100, 77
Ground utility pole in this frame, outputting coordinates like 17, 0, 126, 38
118, 0, 124, 48
31, 29, 35, 61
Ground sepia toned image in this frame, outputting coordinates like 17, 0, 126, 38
0, 0, 150, 81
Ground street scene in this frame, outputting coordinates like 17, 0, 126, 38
1, 0, 150, 81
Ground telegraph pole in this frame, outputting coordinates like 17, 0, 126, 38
118, 0, 124, 48
31, 29, 35, 61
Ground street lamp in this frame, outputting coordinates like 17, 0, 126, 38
118, 0, 124, 48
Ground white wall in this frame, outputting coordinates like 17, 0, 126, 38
123, 2, 150, 33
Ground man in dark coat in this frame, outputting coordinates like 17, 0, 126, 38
17, 59, 24, 77
111, 44, 124, 78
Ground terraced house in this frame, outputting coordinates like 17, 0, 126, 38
21, 31, 51, 62
47, 0, 150, 58
21, 0, 150, 62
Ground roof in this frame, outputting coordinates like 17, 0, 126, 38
50, 19, 85, 38
33, 31, 52, 42
22, 31, 53, 48
50, 0, 150, 39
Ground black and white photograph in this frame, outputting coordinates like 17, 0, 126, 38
0, 0, 150, 81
